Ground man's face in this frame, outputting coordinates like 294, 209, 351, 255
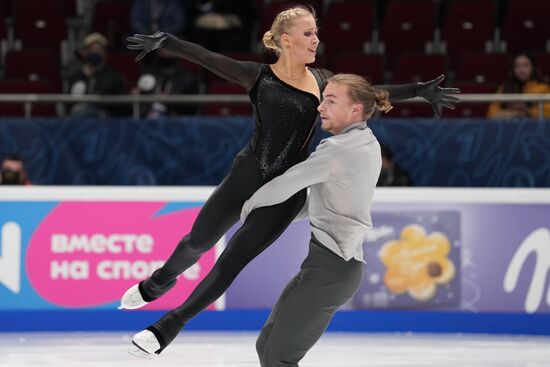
1, 159, 24, 185
2, 159, 23, 173
83, 42, 106, 67
86, 42, 105, 56
317, 82, 358, 134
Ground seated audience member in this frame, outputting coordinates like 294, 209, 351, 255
132, 48, 200, 118
186, 0, 255, 52
377, 144, 412, 186
65, 33, 127, 118
0, 154, 31, 185
487, 52, 550, 119
131, 0, 186, 36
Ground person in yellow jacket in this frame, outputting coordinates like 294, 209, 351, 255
487, 52, 550, 119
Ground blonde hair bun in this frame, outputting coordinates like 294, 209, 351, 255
262, 30, 278, 50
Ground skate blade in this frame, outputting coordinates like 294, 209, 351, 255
128, 345, 154, 359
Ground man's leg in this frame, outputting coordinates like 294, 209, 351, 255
256, 273, 301, 359
257, 239, 364, 367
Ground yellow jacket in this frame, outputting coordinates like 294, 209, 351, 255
487, 80, 550, 119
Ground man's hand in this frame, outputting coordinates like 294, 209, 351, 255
127, 31, 168, 61
417, 75, 461, 117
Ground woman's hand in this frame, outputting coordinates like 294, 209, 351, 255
127, 31, 168, 61
417, 75, 461, 117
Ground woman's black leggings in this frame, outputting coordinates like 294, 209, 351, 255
140, 147, 307, 352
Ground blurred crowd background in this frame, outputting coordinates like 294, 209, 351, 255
0, 0, 549, 187
0, 0, 548, 119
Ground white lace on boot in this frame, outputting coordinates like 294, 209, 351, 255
128, 330, 161, 358
119, 284, 148, 310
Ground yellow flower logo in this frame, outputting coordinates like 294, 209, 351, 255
378, 224, 456, 301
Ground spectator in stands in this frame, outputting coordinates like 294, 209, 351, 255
377, 144, 412, 186
131, 0, 186, 36
0, 154, 31, 185
132, 48, 200, 118
186, 0, 255, 52
65, 32, 127, 118
487, 52, 550, 119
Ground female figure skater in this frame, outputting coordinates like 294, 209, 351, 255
123, 6, 460, 355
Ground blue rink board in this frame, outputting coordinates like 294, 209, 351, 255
1, 310, 549, 335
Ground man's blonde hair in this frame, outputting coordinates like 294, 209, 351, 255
327, 74, 393, 118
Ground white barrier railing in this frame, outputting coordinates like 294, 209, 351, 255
0, 93, 549, 120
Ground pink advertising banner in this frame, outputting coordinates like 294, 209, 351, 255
0, 189, 223, 310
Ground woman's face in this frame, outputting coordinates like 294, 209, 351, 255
282, 15, 319, 64
514, 55, 533, 82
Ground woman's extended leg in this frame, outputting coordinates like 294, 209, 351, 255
139, 150, 263, 301
144, 188, 307, 351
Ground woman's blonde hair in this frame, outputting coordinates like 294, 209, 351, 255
262, 6, 316, 56
327, 74, 393, 118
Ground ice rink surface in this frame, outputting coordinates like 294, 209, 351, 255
1, 331, 549, 366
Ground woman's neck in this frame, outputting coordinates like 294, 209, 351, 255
273, 57, 307, 80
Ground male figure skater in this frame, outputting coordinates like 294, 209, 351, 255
240, 73, 392, 367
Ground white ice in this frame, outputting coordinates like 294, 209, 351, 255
1, 331, 549, 366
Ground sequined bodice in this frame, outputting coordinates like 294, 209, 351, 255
249, 65, 320, 180
160, 37, 327, 181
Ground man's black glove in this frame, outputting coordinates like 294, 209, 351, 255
127, 31, 168, 61
417, 75, 461, 117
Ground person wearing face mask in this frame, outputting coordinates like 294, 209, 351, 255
377, 144, 412, 187
0, 154, 31, 186
487, 51, 550, 119
65, 33, 126, 118
131, 48, 199, 118
131, 0, 186, 36
186, 0, 255, 52
121, 6, 459, 356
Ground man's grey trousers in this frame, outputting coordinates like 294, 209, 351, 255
256, 235, 364, 367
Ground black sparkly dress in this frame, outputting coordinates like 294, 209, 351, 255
249, 65, 321, 180
137, 34, 420, 352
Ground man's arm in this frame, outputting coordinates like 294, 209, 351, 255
240, 142, 334, 221
293, 190, 310, 221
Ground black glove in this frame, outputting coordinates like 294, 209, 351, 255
417, 75, 461, 117
127, 31, 168, 61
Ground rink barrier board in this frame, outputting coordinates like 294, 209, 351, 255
1, 187, 550, 335
0, 310, 549, 335
1, 117, 549, 187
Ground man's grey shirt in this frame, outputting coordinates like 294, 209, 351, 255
241, 121, 382, 262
